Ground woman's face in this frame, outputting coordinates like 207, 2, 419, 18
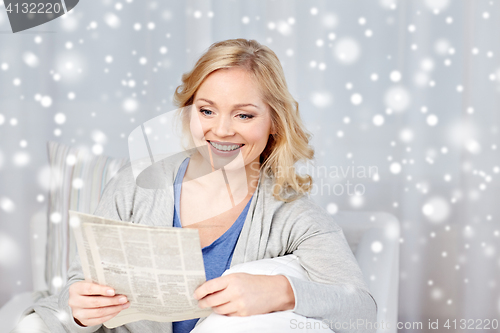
190, 67, 274, 172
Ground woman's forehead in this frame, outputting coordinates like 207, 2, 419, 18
195, 69, 263, 101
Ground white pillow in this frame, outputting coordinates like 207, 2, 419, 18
191, 255, 334, 333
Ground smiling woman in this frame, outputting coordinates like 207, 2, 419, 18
174, 39, 315, 203
13, 39, 377, 333
167, 39, 377, 332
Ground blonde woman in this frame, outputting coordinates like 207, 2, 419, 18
13, 39, 377, 333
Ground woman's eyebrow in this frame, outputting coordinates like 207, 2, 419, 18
195, 98, 259, 109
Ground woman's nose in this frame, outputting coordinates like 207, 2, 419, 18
212, 115, 234, 137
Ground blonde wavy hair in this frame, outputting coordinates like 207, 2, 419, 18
173, 38, 314, 202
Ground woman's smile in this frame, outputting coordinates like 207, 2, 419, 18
207, 140, 244, 151
207, 140, 245, 156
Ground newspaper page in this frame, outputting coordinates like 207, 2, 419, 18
69, 211, 133, 286
69, 210, 213, 329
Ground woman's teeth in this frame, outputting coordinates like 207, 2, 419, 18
209, 141, 243, 151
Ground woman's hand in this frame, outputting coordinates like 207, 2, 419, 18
193, 273, 295, 316
68, 281, 130, 327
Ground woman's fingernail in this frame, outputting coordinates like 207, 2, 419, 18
122, 302, 130, 309
106, 289, 115, 296
119, 297, 127, 304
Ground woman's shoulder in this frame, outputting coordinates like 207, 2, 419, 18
94, 154, 187, 222
285, 195, 341, 231
106, 151, 190, 191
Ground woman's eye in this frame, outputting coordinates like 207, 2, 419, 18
199, 108, 253, 119
238, 114, 254, 120
199, 108, 213, 116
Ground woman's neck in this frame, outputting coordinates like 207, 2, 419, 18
184, 151, 260, 198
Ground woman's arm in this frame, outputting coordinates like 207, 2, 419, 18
284, 230, 377, 333
276, 201, 378, 333
195, 208, 377, 333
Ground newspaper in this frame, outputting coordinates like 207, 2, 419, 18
69, 210, 213, 329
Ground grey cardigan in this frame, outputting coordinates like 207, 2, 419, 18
24, 151, 377, 333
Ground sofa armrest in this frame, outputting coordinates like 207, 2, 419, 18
0, 291, 37, 333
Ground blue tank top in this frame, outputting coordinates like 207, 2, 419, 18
172, 157, 253, 333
